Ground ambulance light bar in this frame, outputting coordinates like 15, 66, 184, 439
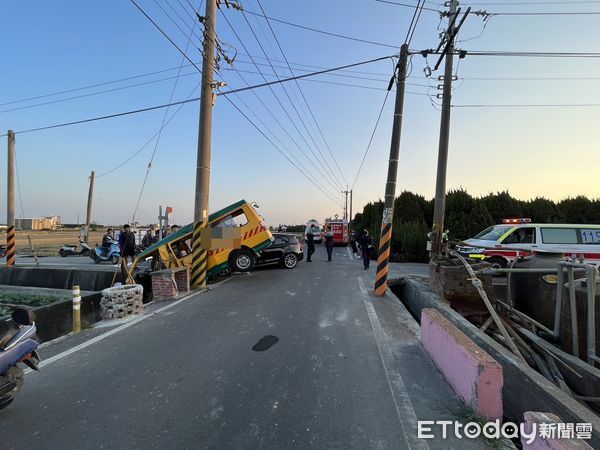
502, 218, 531, 224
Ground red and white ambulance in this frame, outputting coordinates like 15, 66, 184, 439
456, 219, 600, 268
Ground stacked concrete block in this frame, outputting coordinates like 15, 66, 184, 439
428, 258, 495, 307
173, 267, 190, 295
100, 284, 144, 320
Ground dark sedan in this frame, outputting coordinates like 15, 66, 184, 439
257, 233, 303, 269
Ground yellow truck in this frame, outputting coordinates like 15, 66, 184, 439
130, 200, 273, 278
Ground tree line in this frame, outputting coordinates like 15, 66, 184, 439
351, 190, 600, 263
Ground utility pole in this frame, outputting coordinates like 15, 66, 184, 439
374, 44, 410, 297
84, 170, 95, 243
191, 0, 217, 290
349, 189, 353, 229
6, 130, 15, 267
430, 0, 459, 259
342, 188, 350, 220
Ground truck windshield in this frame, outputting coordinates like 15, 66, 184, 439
474, 225, 512, 241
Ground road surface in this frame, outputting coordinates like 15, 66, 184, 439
0, 245, 487, 449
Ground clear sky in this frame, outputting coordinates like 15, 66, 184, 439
1, 0, 599, 227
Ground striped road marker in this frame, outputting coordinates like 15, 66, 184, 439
191, 221, 208, 289
72, 285, 81, 333
374, 219, 392, 297
6, 225, 15, 266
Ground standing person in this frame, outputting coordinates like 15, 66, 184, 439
349, 230, 358, 258
306, 224, 316, 262
120, 224, 136, 266
152, 229, 161, 244
141, 228, 153, 249
324, 225, 334, 262
359, 229, 373, 270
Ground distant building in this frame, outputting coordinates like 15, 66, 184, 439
15, 216, 61, 231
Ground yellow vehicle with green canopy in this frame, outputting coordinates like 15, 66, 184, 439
130, 200, 273, 278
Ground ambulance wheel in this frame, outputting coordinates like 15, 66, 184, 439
229, 249, 255, 273
487, 256, 507, 275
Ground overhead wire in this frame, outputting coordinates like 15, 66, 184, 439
219, 12, 343, 200
255, 0, 350, 188
0, 55, 397, 138
238, 8, 346, 192
131, 0, 203, 222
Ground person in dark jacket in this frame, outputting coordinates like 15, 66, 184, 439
324, 225, 334, 262
306, 224, 316, 262
120, 224, 136, 265
358, 229, 373, 269
349, 230, 358, 258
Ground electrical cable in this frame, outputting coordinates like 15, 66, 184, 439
130, 0, 202, 72
131, 0, 201, 222
239, 9, 346, 192
255, 0, 350, 188
241, 9, 400, 49
453, 103, 600, 107
0, 55, 396, 138
219, 10, 343, 195
351, 89, 391, 190
152, 0, 203, 44
375, 0, 441, 13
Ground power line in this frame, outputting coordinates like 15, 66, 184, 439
238, 9, 345, 191
0, 55, 395, 137
152, 0, 203, 44
255, 0, 349, 187
241, 9, 400, 49
375, 0, 441, 13
131, 0, 201, 222
352, 89, 392, 190
218, 12, 342, 200
453, 103, 600, 107
130, 0, 202, 72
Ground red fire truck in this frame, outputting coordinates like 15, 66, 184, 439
324, 217, 349, 246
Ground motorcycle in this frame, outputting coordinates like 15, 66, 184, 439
58, 240, 91, 257
90, 238, 121, 264
0, 308, 40, 411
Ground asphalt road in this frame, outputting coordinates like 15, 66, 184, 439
0, 245, 487, 449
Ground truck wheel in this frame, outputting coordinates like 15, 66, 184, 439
229, 249, 255, 273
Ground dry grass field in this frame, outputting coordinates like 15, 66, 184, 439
1, 229, 107, 256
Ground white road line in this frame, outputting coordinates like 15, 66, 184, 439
358, 277, 429, 450
346, 246, 353, 260
37, 290, 198, 369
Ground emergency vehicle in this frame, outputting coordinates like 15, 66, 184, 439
456, 219, 600, 268
324, 217, 349, 246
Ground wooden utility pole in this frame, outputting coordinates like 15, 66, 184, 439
6, 130, 16, 266
191, 0, 217, 289
374, 44, 410, 297
84, 170, 95, 243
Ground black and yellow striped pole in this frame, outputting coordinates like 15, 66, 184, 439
374, 44, 409, 297
6, 130, 16, 267
191, 0, 216, 289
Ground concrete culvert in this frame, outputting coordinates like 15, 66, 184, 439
100, 284, 144, 320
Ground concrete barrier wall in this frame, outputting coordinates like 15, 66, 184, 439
0, 267, 122, 291
393, 277, 600, 448
421, 308, 503, 419
522, 411, 593, 450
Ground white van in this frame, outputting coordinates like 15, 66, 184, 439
456, 219, 600, 268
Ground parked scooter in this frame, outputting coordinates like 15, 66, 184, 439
0, 308, 40, 411
58, 240, 91, 257
91, 238, 121, 264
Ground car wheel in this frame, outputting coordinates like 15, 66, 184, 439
282, 253, 298, 269
229, 249, 256, 273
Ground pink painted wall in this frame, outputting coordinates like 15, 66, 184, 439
421, 308, 503, 420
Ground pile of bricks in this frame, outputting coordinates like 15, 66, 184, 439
151, 267, 190, 301
100, 284, 144, 320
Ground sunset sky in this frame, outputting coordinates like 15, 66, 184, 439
1, 0, 599, 227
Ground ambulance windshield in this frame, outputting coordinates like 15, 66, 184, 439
474, 225, 512, 241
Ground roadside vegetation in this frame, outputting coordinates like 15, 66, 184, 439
351, 190, 600, 263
